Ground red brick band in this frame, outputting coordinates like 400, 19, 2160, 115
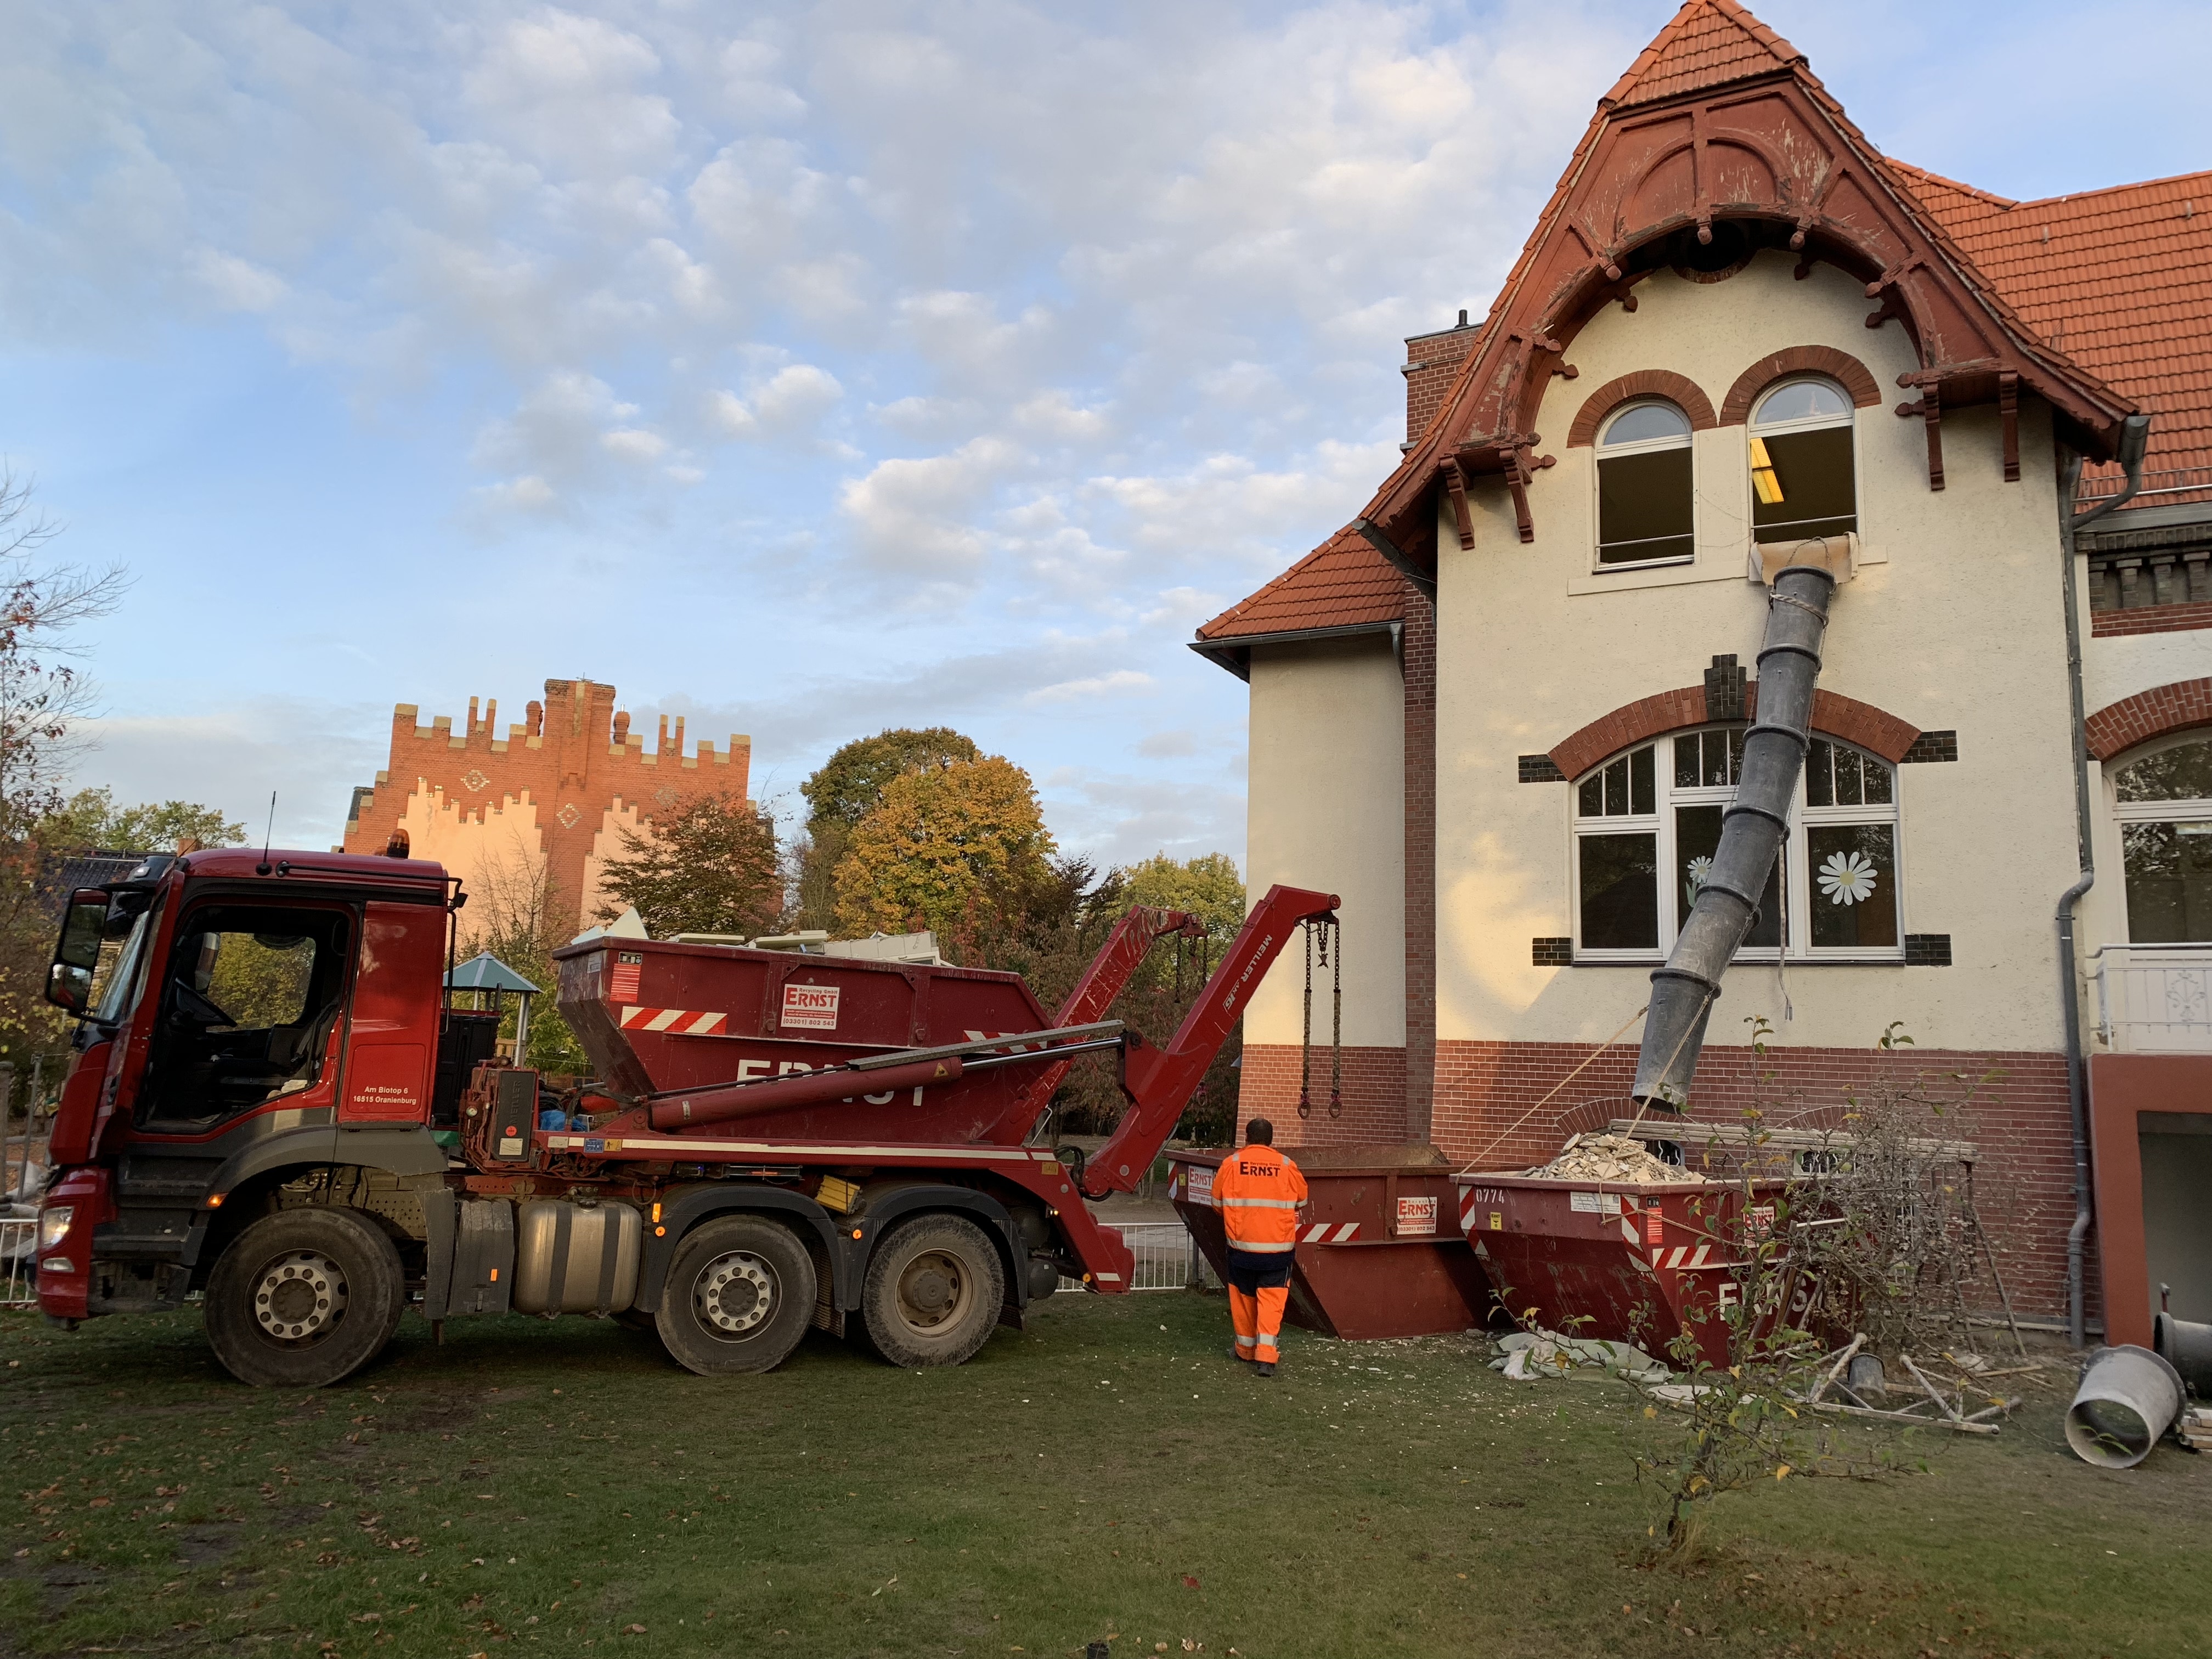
1718, 345, 1881, 426
2085, 677, 2212, 761
1566, 370, 1718, 448
2091, 603, 2212, 640
1548, 683, 1920, 780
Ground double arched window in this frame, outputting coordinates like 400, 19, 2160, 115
1596, 400, 1694, 567
2113, 733, 2212, 941
1750, 377, 1856, 546
1572, 726, 1901, 960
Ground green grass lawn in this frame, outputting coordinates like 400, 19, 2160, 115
0, 1290, 2204, 1658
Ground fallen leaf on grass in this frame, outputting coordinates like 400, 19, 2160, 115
624, 1624, 647, 1635
1182, 1576, 1200, 1589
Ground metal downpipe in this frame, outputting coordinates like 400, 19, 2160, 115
2058, 412, 2151, 1347
1633, 563, 1837, 1105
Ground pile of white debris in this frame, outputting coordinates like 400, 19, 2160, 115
1531, 1131, 1703, 1184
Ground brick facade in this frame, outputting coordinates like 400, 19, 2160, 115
1402, 321, 1480, 444
2090, 601, 2212, 639
1567, 369, 1719, 447
1717, 344, 1881, 425
2084, 676, 2212, 761
342, 678, 752, 930
1243, 1036, 2084, 1321
1238, 1043, 1412, 1149
1548, 680, 1922, 781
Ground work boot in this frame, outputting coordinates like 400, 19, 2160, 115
1229, 1345, 1251, 1362
1255, 1361, 1276, 1379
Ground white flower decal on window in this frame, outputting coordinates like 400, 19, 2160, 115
1684, 855, 1713, 905
1818, 850, 1878, 905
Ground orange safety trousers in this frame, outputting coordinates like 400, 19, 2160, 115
1229, 1282, 1289, 1364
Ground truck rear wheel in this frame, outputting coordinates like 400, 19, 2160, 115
205, 1207, 406, 1388
655, 1216, 815, 1376
860, 1214, 1005, 1368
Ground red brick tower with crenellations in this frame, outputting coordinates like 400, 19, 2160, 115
341, 678, 751, 934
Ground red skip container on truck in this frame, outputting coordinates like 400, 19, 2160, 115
32, 846, 1338, 1386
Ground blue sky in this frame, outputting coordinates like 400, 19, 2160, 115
2, 0, 2204, 864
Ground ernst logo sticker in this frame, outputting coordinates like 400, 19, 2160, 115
1395, 1194, 1438, 1236
781, 983, 841, 1031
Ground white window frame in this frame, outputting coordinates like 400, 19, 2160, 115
1747, 376, 1859, 549
2109, 731, 2212, 944
1570, 725, 1904, 963
1593, 398, 1696, 573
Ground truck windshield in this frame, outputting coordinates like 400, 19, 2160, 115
92, 912, 151, 1025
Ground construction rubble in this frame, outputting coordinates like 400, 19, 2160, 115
1529, 1131, 1704, 1185
1492, 1329, 1669, 1384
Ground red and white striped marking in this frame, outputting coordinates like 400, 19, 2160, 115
1654, 1243, 1716, 1271
1300, 1222, 1360, 1244
617, 1006, 729, 1036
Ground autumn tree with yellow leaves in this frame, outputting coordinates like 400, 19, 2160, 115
831, 754, 1054, 939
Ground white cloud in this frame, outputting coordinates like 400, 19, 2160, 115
1026, 669, 1154, 705
836, 435, 1021, 575
602, 427, 667, 462
189, 247, 287, 313
710, 362, 843, 439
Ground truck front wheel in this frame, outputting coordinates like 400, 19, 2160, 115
860, 1214, 1005, 1368
205, 1208, 406, 1388
655, 1216, 816, 1376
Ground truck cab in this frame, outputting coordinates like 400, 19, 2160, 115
36, 849, 493, 1378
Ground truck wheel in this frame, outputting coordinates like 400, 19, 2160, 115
205, 1208, 406, 1389
655, 1216, 815, 1376
860, 1214, 1005, 1368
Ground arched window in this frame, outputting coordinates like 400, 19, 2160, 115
1596, 400, 1694, 567
2112, 733, 2212, 941
1750, 377, 1855, 546
1572, 727, 1900, 959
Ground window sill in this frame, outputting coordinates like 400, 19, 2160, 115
1565, 956, 1910, 968
1567, 555, 1743, 597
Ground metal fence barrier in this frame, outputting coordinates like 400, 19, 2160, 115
0, 1219, 35, 1310
1059, 1220, 1218, 1293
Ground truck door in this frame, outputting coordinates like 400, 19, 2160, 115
338, 900, 445, 1125
134, 900, 353, 1133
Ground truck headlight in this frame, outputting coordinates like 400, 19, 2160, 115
38, 1206, 73, 1251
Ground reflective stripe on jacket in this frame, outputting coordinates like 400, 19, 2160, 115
1211, 1143, 1308, 1252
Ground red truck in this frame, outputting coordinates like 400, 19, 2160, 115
32, 846, 1336, 1387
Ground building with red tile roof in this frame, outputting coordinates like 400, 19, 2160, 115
1197, 0, 2211, 1344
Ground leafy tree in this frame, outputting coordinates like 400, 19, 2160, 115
1123, 851, 1245, 985
832, 754, 1053, 938
0, 471, 127, 1067
38, 787, 244, 854
456, 849, 589, 1075
797, 728, 980, 928
596, 791, 785, 941
802, 727, 981, 830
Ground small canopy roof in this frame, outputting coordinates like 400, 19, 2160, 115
444, 952, 540, 996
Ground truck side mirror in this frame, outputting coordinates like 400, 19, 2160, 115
46, 889, 110, 1017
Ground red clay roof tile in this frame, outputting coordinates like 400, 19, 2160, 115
1605, 0, 1803, 110
1195, 528, 1411, 641
1901, 162, 2212, 506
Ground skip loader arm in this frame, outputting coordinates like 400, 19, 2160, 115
1077, 884, 1339, 1199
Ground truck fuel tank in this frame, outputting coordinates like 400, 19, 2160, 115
512, 1198, 642, 1316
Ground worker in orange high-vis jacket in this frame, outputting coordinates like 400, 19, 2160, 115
1210, 1118, 1307, 1378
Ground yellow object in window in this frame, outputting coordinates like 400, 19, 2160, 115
1749, 436, 1785, 505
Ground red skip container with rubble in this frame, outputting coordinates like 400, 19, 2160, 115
1452, 1173, 1799, 1368
1169, 1144, 1493, 1340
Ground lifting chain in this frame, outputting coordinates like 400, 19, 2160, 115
1297, 916, 1343, 1120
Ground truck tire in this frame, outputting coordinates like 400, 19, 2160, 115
655, 1216, 815, 1376
204, 1207, 407, 1389
860, 1214, 1005, 1368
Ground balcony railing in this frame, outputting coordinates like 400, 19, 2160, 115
2090, 944, 2212, 1053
